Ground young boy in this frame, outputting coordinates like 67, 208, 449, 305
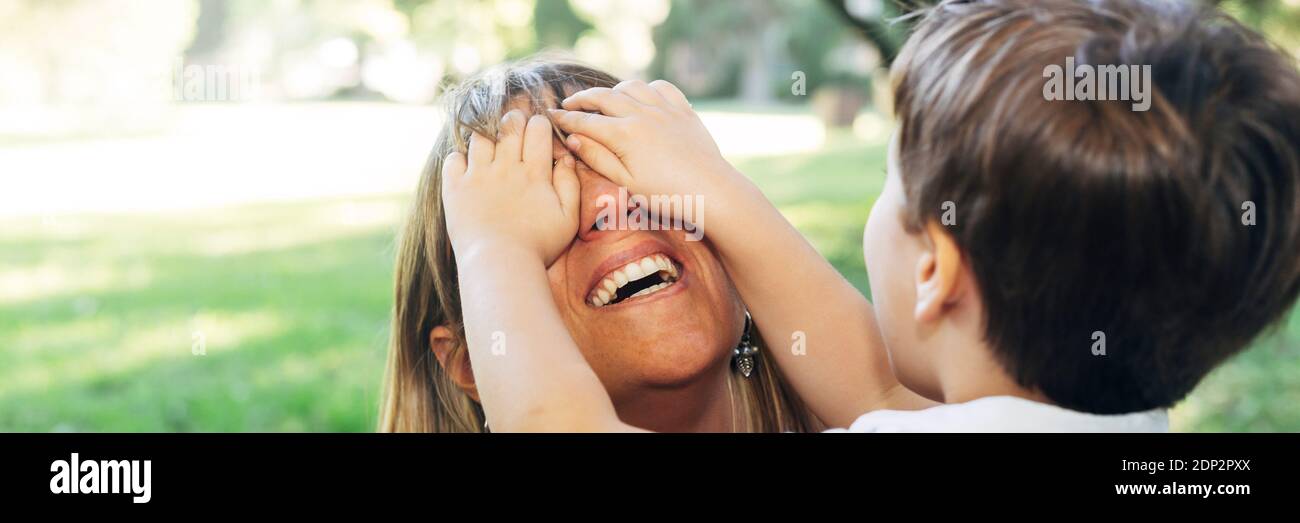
442, 0, 1300, 431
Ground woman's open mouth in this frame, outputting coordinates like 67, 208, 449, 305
587, 253, 682, 308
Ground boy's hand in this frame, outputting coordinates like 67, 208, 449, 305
548, 79, 739, 198
442, 110, 581, 266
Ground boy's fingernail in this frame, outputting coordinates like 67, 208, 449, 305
563, 155, 575, 167
566, 135, 581, 150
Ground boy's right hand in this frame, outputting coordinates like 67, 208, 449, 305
441, 110, 581, 268
548, 80, 741, 199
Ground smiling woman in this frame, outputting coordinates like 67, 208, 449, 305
379, 58, 819, 433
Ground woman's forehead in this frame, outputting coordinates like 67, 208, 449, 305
505, 84, 576, 114
505, 95, 548, 114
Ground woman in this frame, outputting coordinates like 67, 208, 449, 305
379, 58, 818, 432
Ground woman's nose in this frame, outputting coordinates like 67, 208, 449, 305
576, 163, 636, 242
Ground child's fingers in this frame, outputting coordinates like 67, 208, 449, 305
522, 114, 553, 182
561, 87, 640, 117
467, 132, 493, 168
613, 79, 668, 107
496, 110, 527, 164
441, 151, 467, 196
564, 134, 632, 186
548, 109, 622, 146
553, 154, 582, 226
648, 80, 691, 110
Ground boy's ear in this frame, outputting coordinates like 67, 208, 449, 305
914, 220, 964, 323
430, 325, 479, 402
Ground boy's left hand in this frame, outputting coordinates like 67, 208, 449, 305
548, 79, 739, 199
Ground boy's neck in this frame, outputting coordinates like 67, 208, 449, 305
935, 337, 1051, 406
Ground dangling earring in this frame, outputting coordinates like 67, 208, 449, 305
732, 311, 758, 378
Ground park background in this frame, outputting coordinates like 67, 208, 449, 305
1, 0, 1298, 432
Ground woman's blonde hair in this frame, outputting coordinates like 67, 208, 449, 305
378, 58, 819, 432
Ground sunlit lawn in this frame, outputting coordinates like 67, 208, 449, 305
0, 199, 399, 431
2, 129, 1297, 432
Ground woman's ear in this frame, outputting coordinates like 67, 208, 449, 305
430, 325, 479, 402
914, 220, 963, 324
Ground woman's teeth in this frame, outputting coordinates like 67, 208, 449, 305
589, 253, 680, 307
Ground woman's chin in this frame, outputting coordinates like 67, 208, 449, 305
637, 333, 731, 387
584, 317, 732, 390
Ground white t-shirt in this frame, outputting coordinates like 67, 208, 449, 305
829, 396, 1169, 433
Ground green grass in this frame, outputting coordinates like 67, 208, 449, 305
736, 132, 888, 296
2, 132, 1297, 431
0, 198, 399, 431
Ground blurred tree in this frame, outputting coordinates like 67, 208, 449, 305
650, 0, 749, 97
179, 0, 665, 102
565, 0, 670, 78
821, 0, 913, 65
187, 0, 230, 57
651, 0, 878, 105
533, 0, 593, 49
0, 0, 198, 137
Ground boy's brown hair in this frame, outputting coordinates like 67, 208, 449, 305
892, 0, 1300, 414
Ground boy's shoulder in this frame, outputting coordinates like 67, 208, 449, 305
827, 396, 1168, 433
